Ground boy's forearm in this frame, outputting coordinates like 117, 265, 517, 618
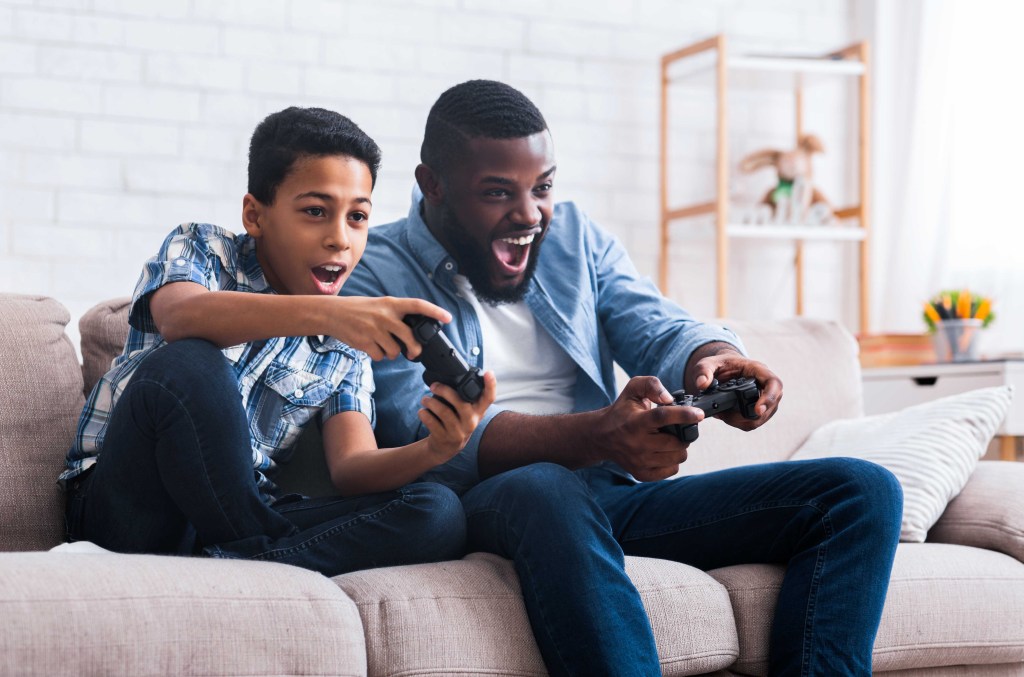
330, 438, 448, 496
157, 289, 338, 347
476, 410, 604, 478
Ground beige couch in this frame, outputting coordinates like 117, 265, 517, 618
1, 292, 1022, 676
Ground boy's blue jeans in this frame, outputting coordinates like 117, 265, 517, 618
65, 339, 466, 577
463, 459, 903, 677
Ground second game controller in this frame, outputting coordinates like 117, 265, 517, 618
658, 377, 761, 443
400, 314, 484, 403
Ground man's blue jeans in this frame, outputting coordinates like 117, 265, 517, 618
65, 339, 466, 577
462, 459, 903, 676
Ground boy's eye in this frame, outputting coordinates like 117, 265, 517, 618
305, 207, 326, 217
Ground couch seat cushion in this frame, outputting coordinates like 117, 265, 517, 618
708, 543, 1024, 675
334, 552, 738, 677
0, 552, 366, 676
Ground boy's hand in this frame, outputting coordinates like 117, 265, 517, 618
332, 296, 451, 361
419, 371, 498, 463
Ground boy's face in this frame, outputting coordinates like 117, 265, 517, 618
242, 154, 372, 296
428, 131, 555, 304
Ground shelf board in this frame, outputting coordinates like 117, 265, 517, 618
666, 53, 864, 89
726, 224, 866, 241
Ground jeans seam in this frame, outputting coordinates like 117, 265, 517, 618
466, 506, 575, 675
801, 508, 832, 677
239, 488, 411, 562
133, 377, 246, 542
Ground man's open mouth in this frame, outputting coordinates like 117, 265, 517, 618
491, 230, 540, 277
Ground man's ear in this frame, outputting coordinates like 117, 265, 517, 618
415, 164, 445, 205
241, 193, 264, 238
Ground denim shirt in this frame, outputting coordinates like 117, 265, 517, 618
342, 196, 744, 494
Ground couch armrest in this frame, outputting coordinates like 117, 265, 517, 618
927, 460, 1024, 563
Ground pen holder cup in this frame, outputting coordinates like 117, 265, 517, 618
932, 319, 983, 363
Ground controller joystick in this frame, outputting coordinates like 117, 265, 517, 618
658, 376, 760, 443
398, 314, 484, 403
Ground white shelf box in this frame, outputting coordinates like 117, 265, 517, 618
725, 224, 867, 241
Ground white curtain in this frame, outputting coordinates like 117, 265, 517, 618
870, 0, 1024, 357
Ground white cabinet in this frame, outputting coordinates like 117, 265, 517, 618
862, 361, 1024, 460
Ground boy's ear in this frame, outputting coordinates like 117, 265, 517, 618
241, 193, 264, 238
415, 164, 444, 205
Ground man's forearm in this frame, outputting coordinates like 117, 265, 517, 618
476, 409, 604, 478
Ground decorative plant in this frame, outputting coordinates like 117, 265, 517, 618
923, 289, 994, 332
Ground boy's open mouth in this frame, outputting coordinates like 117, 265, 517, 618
491, 229, 540, 277
311, 263, 347, 293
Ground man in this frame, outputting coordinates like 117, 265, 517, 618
344, 80, 903, 676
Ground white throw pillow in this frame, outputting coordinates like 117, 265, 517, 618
791, 385, 1013, 542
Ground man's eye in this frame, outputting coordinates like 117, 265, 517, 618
535, 183, 553, 193
305, 207, 326, 217
349, 212, 368, 222
485, 189, 509, 198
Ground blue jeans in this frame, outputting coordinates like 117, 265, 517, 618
462, 459, 903, 677
65, 339, 466, 577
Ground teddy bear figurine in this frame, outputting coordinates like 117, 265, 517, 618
738, 133, 834, 225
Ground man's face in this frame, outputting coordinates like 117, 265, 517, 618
243, 154, 372, 296
430, 131, 556, 305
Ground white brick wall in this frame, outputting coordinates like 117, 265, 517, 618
0, 0, 857, 353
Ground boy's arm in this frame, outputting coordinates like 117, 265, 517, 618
322, 374, 496, 495
148, 281, 449, 360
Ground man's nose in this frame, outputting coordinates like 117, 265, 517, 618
510, 194, 542, 228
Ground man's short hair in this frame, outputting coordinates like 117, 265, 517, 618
421, 80, 547, 176
248, 107, 382, 205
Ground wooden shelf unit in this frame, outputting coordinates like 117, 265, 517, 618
658, 34, 872, 332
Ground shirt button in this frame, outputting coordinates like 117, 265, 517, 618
471, 346, 480, 356
293, 388, 304, 398
444, 262, 453, 271
174, 258, 187, 266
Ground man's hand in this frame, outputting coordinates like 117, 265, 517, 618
685, 345, 783, 432
589, 376, 704, 482
420, 371, 498, 464
329, 296, 451, 361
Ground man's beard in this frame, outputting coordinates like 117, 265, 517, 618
433, 200, 542, 306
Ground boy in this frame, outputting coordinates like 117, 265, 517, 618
60, 107, 496, 577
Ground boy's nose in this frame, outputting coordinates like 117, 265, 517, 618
326, 222, 351, 250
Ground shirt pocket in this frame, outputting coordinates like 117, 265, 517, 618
252, 363, 335, 449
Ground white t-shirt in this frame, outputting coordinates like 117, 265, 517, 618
454, 275, 577, 415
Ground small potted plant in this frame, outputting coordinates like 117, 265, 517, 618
923, 290, 994, 362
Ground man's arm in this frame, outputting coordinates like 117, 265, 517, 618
148, 281, 449, 360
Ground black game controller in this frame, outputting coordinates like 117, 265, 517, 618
658, 377, 761, 443
400, 314, 484, 403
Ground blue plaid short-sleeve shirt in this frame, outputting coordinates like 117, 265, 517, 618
59, 223, 375, 498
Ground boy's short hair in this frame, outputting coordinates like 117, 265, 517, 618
421, 80, 547, 176
248, 107, 382, 205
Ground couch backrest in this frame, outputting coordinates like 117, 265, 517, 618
675, 317, 865, 476
78, 301, 866, 486
0, 294, 85, 551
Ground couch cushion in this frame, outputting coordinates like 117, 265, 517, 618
334, 552, 738, 677
929, 460, 1024, 563
677, 318, 864, 477
79, 296, 130, 395
0, 294, 85, 551
0, 551, 366, 676
708, 543, 1024, 675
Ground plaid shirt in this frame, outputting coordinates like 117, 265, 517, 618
60, 223, 375, 499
